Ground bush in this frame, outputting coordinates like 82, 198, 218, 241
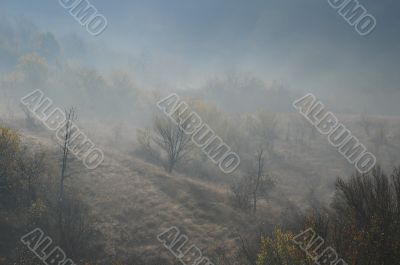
0, 127, 22, 208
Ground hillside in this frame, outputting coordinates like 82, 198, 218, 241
8, 111, 400, 264
17, 129, 270, 264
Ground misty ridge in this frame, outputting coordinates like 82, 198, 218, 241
0, 8, 400, 265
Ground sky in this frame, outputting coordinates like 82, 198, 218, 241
2, 0, 400, 114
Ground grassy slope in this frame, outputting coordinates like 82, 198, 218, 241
68, 151, 259, 263
15, 113, 400, 263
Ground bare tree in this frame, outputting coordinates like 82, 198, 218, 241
248, 149, 275, 214
59, 107, 77, 204
231, 148, 275, 214
56, 108, 94, 259
253, 149, 263, 213
152, 116, 191, 173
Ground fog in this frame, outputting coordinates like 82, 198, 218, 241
1, 1, 400, 264
2, 0, 400, 115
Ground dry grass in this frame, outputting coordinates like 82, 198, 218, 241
11, 113, 400, 264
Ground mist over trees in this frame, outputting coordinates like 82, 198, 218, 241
0, 6, 400, 265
